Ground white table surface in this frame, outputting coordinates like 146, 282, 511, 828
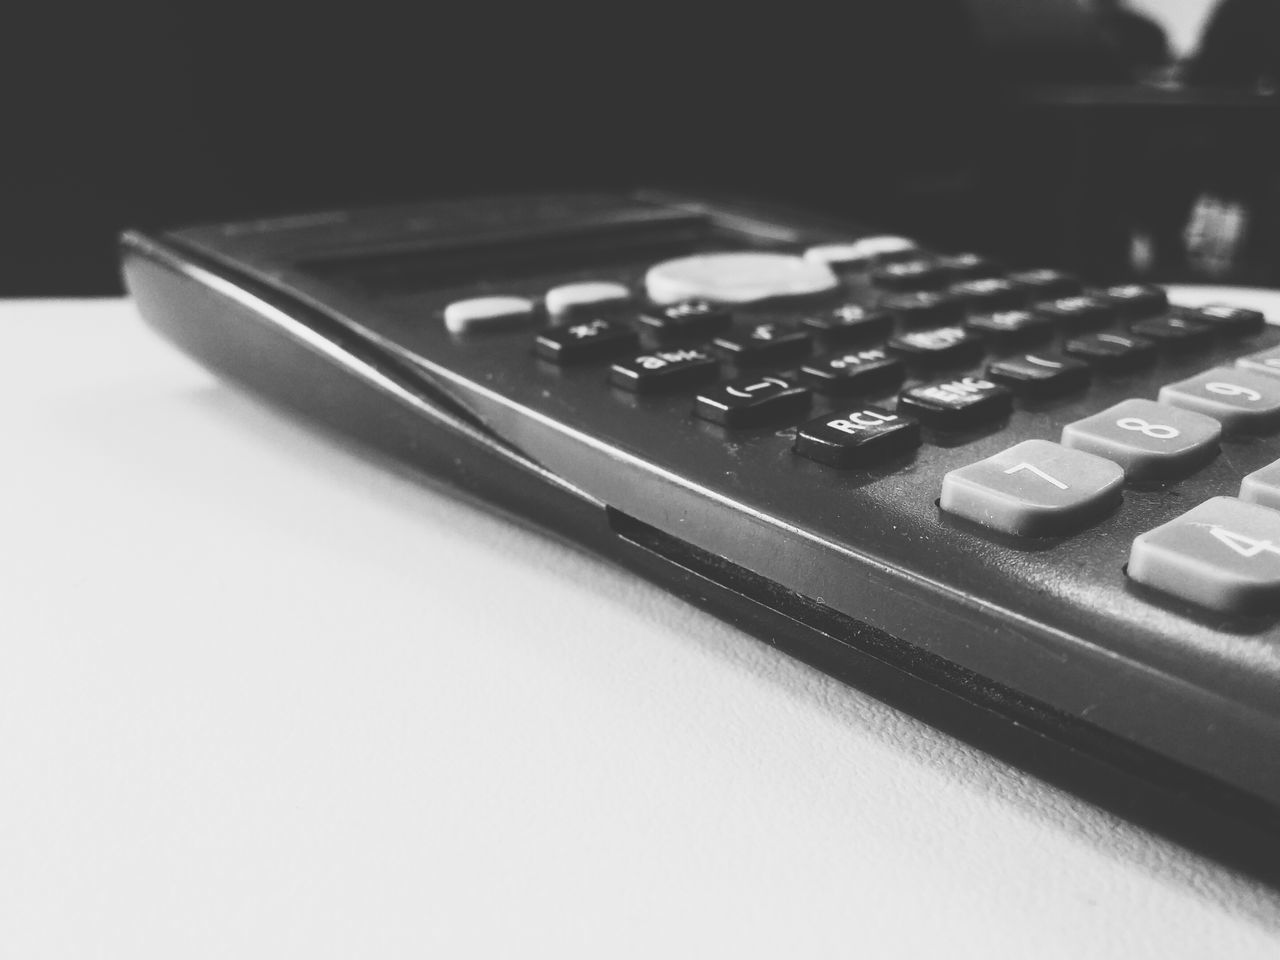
5, 293, 1280, 958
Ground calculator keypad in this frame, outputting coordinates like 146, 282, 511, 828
940, 439, 1123, 536
478, 238, 1280, 618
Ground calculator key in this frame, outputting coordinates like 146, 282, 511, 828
712, 322, 812, 367
1128, 497, 1280, 614
1034, 294, 1117, 331
887, 325, 984, 367
1060, 398, 1220, 481
1133, 316, 1209, 359
799, 347, 906, 396
1235, 345, 1280, 378
986, 352, 1091, 399
793, 406, 921, 467
442, 295, 536, 335
949, 277, 1023, 312
1130, 314, 1215, 351
544, 281, 631, 319
965, 309, 1054, 349
799, 304, 894, 347
645, 252, 838, 306
1239, 460, 1280, 510
898, 376, 1013, 429
1101, 283, 1167, 319
940, 439, 1123, 537
1063, 332, 1157, 373
880, 291, 966, 329
803, 236, 919, 270
1158, 366, 1280, 433
534, 318, 639, 364
935, 253, 1003, 280
871, 259, 950, 292
695, 375, 812, 428
1008, 269, 1081, 300
1179, 303, 1265, 336
610, 348, 719, 394
636, 299, 733, 343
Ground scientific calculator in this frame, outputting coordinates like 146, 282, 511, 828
122, 192, 1280, 882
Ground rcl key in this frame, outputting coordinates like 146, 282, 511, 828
793, 406, 921, 467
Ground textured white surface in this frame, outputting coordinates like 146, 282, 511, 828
4, 296, 1280, 958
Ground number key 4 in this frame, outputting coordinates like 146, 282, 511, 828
1129, 497, 1280, 613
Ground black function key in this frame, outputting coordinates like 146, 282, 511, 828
1178, 304, 1265, 336
799, 347, 906, 396
880, 291, 966, 330
695, 375, 812, 428
935, 253, 1002, 280
1034, 294, 1117, 331
1102, 283, 1168, 319
1130, 314, 1215, 351
636, 299, 733, 343
1063, 331, 1157, 373
1008, 269, 1081, 300
712, 322, 812, 367
793, 406, 921, 467
898, 376, 1014, 429
534, 318, 639, 364
887, 325, 984, 368
986, 352, 1091, 399
871, 259, 950, 292
949, 277, 1023, 312
799, 304, 894, 347
610, 347, 719, 393
965, 309, 1054, 349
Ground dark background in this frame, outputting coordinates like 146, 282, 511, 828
8, 1, 1279, 295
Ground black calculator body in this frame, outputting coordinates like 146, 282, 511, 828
121, 192, 1280, 882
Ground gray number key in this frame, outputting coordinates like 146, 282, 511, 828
940, 439, 1124, 536
1060, 398, 1221, 481
1157, 366, 1280, 433
1128, 497, 1280, 613
1236, 345, 1280, 378
1239, 459, 1280, 511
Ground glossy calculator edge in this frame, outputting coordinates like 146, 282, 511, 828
121, 194, 1280, 884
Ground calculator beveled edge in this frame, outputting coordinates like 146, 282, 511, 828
120, 194, 1280, 884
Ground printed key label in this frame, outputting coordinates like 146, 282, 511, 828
637, 349, 708, 370
827, 409, 900, 434
567, 319, 611, 339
